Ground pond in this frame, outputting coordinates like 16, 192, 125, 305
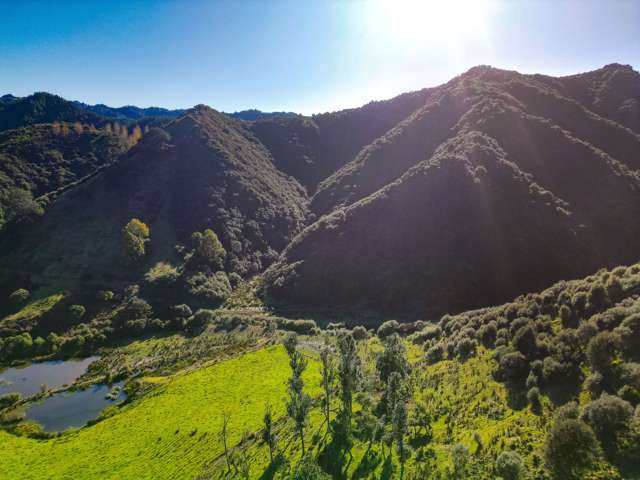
25, 381, 126, 432
0, 356, 99, 397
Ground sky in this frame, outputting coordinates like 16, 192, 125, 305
1, 0, 639, 115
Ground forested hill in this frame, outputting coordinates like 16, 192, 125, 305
0, 64, 639, 332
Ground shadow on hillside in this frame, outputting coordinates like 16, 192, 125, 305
317, 415, 355, 479
545, 382, 582, 406
351, 449, 382, 479
259, 455, 286, 480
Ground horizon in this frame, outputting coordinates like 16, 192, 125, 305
2, 0, 640, 115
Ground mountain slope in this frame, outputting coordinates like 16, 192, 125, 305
263, 65, 640, 313
0, 106, 308, 304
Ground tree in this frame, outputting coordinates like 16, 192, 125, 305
544, 404, 599, 479
292, 455, 331, 480
191, 229, 226, 269
452, 442, 469, 479
220, 412, 231, 473
615, 313, 640, 358
3, 188, 43, 225
391, 381, 410, 477
122, 218, 150, 261
337, 331, 362, 425
586, 331, 620, 374
320, 344, 335, 433
284, 334, 311, 455
495, 451, 523, 480
131, 125, 143, 145
9, 288, 30, 305
377, 320, 399, 339
583, 393, 634, 448
69, 304, 86, 320
376, 333, 410, 384
262, 404, 277, 463
512, 325, 538, 359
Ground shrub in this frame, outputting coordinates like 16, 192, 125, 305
559, 305, 575, 328
615, 313, 640, 357
545, 406, 599, 478
618, 385, 640, 406
585, 372, 606, 397
478, 322, 497, 347
527, 387, 542, 413
9, 288, 30, 305
509, 317, 531, 337
583, 393, 634, 446
542, 357, 577, 386
191, 229, 226, 269
495, 450, 523, 480
69, 304, 86, 320
512, 325, 538, 359
122, 218, 150, 260
277, 318, 317, 335
577, 321, 599, 344
495, 351, 529, 385
352, 325, 368, 340
455, 337, 477, 360
186, 271, 231, 305
425, 343, 444, 364
414, 325, 442, 344
586, 331, 620, 373
96, 290, 114, 302
377, 320, 399, 339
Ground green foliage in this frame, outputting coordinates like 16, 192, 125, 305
191, 229, 226, 270
8, 288, 29, 305
495, 450, 524, 480
376, 333, 410, 383
377, 320, 399, 339
583, 393, 634, 447
121, 218, 150, 260
545, 404, 600, 479
68, 304, 86, 320
587, 331, 620, 374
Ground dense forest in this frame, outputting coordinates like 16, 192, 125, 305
0, 63, 639, 479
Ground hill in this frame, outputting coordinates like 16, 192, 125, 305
73, 101, 185, 121
0, 105, 307, 333
263, 64, 640, 313
0, 123, 130, 230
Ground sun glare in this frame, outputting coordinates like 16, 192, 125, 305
364, 0, 494, 44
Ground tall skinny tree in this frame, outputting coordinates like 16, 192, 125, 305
284, 334, 311, 455
337, 331, 362, 427
262, 403, 277, 463
320, 344, 335, 433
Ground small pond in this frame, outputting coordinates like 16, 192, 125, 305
25, 381, 126, 432
0, 356, 99, 397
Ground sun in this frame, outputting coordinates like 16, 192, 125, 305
364, 0, 494, 46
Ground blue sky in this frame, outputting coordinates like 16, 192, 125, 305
1, 0, 638, 114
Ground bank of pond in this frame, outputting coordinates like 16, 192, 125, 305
0, 356, 127, 432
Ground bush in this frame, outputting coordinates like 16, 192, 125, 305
69, 304, 86, 320
618, 385, 640, 406
455, 337, 477, 359
186, 271, 231, 305
413, 325, 442, 344
495, 351, 529, 385
352, 325, 368, 340
586, 331, 620, 374
583, 393, 634, 446
495, 450, 523, 480
191, 229, 226, 270
545, 406, 599, 478
615, 313, 640, 358
512, 325, 538, 359
96, 290, 114, 302
277, 318, 317, 335
577, 321, 599, 344
377, 320, 399, 339
425, 344, 444, 364
559, 305, 575, 328
478, 322, 497, 347
527, 387, 542, 413
9, 288, 29, 305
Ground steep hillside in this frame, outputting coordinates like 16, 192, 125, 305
263, 65, 640, 313
0, 106, 307, 322
0, 123, 129, 229
251, 87, 435, 192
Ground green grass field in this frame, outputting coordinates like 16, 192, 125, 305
0, 345, 321, 480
